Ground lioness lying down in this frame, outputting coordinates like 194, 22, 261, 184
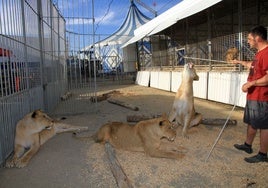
94, 114, 185, 160
5, 110, 88, 168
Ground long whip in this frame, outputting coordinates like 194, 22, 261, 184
205, 94, 242, 162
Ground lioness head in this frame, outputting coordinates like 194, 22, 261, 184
182, 62, 199, 81
31, 110, 54, 130
225, 47, 239, 62
158, 116, 177, 141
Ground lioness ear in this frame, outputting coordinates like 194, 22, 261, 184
31, 110, 38, 118
31, 109, 41, 118
189, 62, 194, 69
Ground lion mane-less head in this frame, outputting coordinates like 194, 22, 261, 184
182, 62, 199, 81
225, 47, 239, 62
157, 114, 176, 142
29, 109, 53, 131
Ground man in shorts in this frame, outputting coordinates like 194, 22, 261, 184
231, 25, 268, 163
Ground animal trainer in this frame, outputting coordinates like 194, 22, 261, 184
230, 25, 268, 163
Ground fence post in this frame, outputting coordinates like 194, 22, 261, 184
37, 0, 46, 111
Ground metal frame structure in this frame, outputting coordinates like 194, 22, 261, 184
134, 0, 268, 71
1, 0, 268, 167
0, 0, 67, 165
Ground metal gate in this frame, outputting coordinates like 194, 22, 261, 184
0, 0, 67, 165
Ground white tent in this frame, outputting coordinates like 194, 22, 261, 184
122, 0, 222, 48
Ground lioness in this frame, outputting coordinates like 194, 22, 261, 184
169, 63, 202, 137
5, 109, 88, 168
94, 114, 185, 160
225, 47, 239, 62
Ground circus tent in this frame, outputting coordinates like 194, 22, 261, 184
82, 1, 151, 73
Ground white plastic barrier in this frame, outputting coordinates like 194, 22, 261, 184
208, 72, 247, 107
136, 71, 248, 108
158, 71, 171, 91
150, 71, 159, 89
208, 72, 232, 104
170, 71, 182, 92
146, 71, 171, 91
193, 72, 208, 99
236, 73, 247, 107
135, 71, 150, 86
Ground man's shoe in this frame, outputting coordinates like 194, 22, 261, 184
234, 143, 253, 154
244, 153, 268, 163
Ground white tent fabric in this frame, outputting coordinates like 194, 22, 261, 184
83, 2, 151, 51
122, 0, 222, 48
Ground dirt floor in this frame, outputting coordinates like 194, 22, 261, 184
0, 84, 267, 188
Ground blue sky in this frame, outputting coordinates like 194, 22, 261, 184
93, 0, 183, 35
55, 0, 182, 49
56, 0, 182, 35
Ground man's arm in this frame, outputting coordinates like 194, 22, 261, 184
242, 71, 268, 92
230, 59, 253, 69
252, 71, 268, 86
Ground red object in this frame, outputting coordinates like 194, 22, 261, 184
15, 77, 20, 91
247, 46, 268, 101
0, 48, 12, 57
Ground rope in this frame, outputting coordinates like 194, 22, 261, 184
184, 56, 229, 64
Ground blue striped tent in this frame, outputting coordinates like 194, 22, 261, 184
83, 1, 151, 73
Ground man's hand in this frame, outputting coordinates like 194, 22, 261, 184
230, 59, 239, 64
242, 81, 255, 92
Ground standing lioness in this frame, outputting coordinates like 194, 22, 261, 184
169, 63, 202, 137
94, 114, 185, 160
5, 110, 88, 168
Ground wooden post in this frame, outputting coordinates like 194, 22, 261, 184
90, 90, 121, 102
107, 98, 139, 111
105, 142, 133, 188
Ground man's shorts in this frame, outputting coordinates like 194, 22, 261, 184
243, 100, 268, 129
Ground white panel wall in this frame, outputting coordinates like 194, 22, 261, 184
136, 71, 249, 108
233, 72, 247, 107
135, 71, 150, 86
193, 72, 208, 99
158, 71, 171, 91
208, 72, 232, 104
150, 71, 159, 89
208, 72, 247, 107
171, 71, 182, 92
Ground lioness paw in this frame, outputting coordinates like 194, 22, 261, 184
15, 160, 28, 168
173, 146, 188, 153
182, 131, 189, 139
182, 133, 189, 139
5, 160, 15, 168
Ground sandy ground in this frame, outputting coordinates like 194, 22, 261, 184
0, 84, 267, 188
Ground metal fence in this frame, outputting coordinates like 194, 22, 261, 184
137, 0, 268, 71
1, 0, 267, 167
0, 0, 67, 165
